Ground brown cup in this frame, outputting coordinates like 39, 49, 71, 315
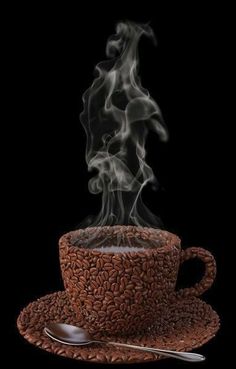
59, 226, 216, 336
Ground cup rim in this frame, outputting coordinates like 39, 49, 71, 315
59, 226, 181, 255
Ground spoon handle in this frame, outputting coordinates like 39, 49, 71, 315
107, 341, 205, 362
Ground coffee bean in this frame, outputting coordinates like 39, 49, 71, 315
96, 275, 103, 285
75, 260, 83, 269
90, 280, 98, 289
96, 258, 104, 269
124, 289, 133, 298
131, 275, 140, 283
90, 267, 98, 275
103, 281, 110, 290
108, 276, 117, 283
114, 263, 122, 271
79, 276, 86, 284
123, 259, 130, 268
84, 269, 90, 279
102, 254, 112, 263
111, 310, 122, 320
107, 304, 116, 313
105, 291, 113, 299
101, 271, 109, 281
98, 310, 106, 317
97, 286, 104, 295
135, 291, 143, 304
77, 281, 85, 290
93, 301, 102, 308
82, 259, 90, 269
114, 296, 123, 305
108, 269, 118, 278
113, 291, 120, 296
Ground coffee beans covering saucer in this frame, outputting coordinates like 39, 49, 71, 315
17, 291, 220, 364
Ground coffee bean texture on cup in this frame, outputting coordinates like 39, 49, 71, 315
59, 226, 216, 335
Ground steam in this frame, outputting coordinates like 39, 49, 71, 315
80, 21, 168, 231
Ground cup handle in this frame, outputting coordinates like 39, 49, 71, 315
175, 247, 216, 298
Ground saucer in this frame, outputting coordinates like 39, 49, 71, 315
17, 291, 219, 364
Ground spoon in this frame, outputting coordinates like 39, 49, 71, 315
44, 323, 205, 362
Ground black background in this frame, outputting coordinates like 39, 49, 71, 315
7, 3, 232, 368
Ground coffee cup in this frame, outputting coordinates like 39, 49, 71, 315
59, 226, 216, 335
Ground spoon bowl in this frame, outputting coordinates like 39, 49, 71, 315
44, 323, 205, 362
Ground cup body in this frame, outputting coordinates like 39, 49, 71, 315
59, 226, 182, 335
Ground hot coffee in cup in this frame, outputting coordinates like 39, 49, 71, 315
59, 226, 216, 335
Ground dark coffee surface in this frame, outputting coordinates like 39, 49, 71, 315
70, 226, 177, 249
